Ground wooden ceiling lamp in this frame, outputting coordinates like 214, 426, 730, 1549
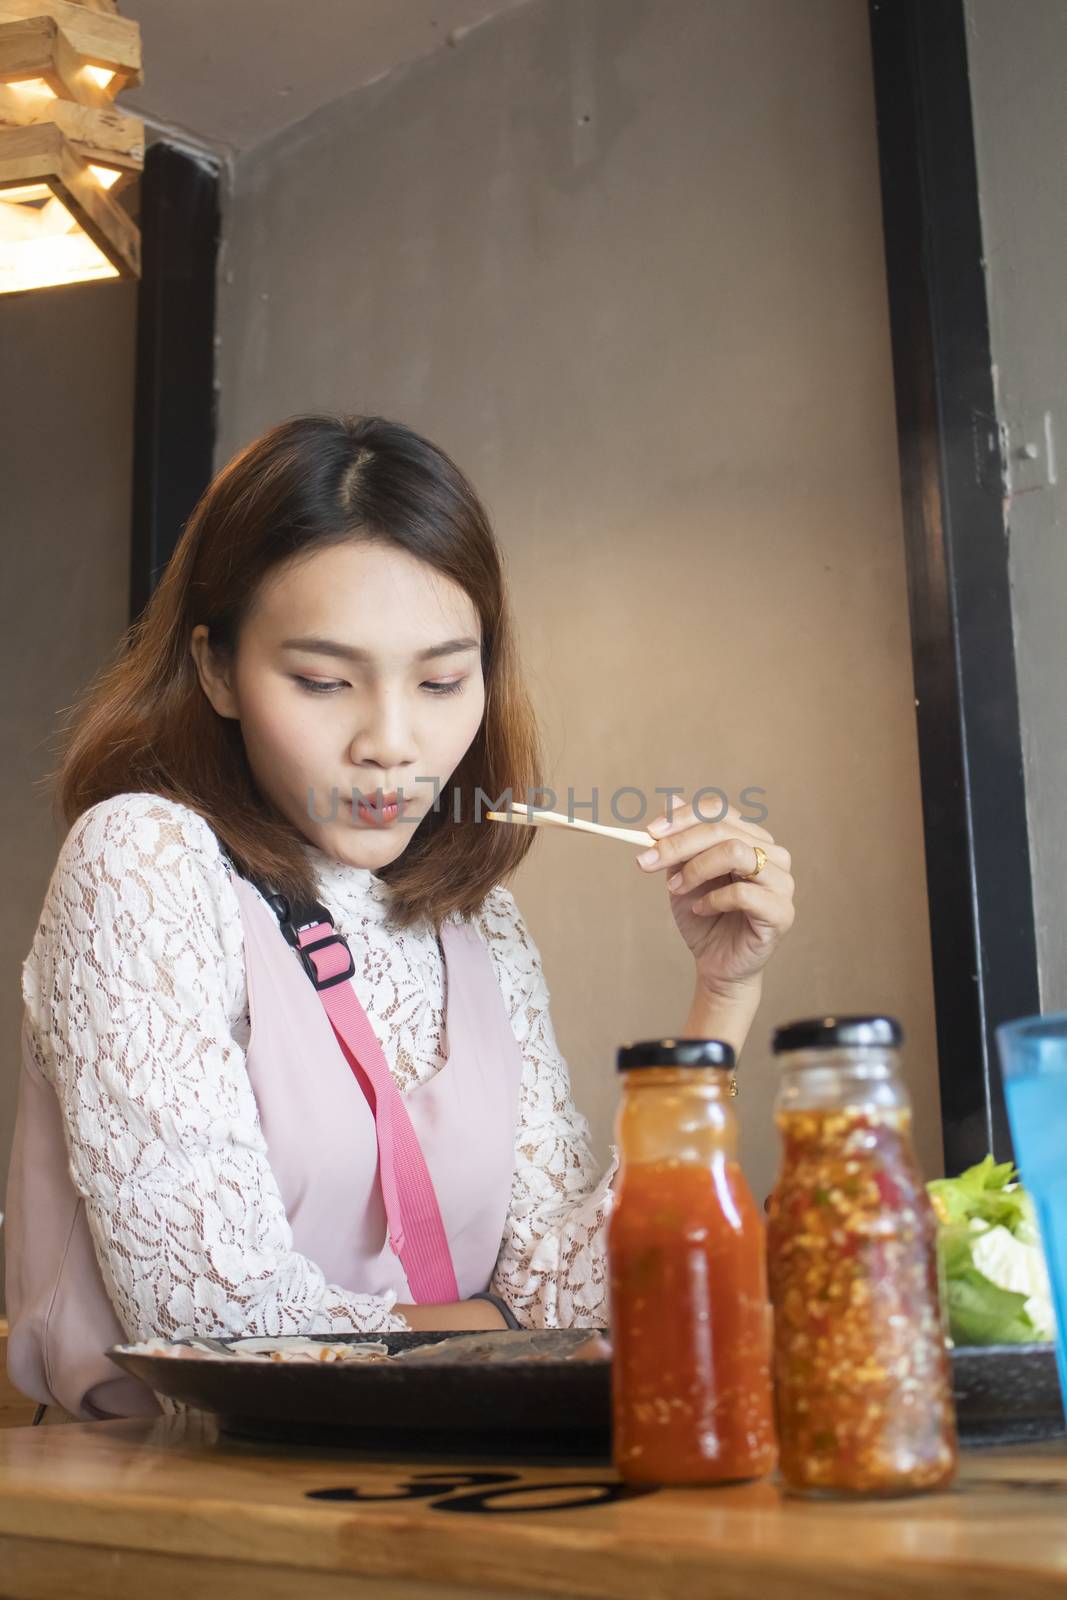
0, 0, 143, 294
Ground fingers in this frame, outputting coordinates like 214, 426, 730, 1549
639, 826, 792, 882
648, 798, 776, 846
668, 848, 792, 901
691, 877, 797, 927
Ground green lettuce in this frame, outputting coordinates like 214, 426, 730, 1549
928, 1154, 1027, 1232
927, 1157, 1052, 1346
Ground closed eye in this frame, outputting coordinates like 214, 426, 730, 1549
422, 678, 466, 696
292, 675, 467, 697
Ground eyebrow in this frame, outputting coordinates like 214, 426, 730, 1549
279, 635, 481, 664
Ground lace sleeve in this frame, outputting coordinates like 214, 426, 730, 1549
21, 792, 411, 1341
473, 887, 619, 1329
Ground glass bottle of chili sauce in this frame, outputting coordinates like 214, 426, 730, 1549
766, 1015, 958, 1498
607, 1038, 777, 1485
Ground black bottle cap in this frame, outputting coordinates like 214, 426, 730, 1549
771, 1014, 904, 1054
616, 1038, 735, 1071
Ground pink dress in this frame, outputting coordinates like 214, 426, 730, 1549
5, 871, 523, 1419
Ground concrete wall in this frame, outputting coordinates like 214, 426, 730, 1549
216, 0, 944, 1199
966, 0, 1067, 1014
1, 278, 139, 1293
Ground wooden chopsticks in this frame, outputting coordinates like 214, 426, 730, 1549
485, 801, 655, 847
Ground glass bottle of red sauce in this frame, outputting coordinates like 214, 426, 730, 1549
607, 1038, 777, 1485
766, 1015, 958, 1498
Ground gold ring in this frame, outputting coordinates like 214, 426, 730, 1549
741, 844, 768, 879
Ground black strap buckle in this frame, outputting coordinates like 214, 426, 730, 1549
264, 893, 357, 992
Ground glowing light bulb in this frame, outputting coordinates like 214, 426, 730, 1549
88, 164, 122, 189
7, 77, 57, 100
0, 184, 120, 294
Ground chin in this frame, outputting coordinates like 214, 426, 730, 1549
329, 826, 407, 866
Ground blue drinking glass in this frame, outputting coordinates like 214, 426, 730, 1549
996, 1011, 1067, 1409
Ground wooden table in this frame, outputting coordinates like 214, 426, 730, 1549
1, 1413, 1067, 1599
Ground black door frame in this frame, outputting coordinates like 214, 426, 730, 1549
868, 0, 1039, 1172
130, 141, 220, 622
129, 5, 1040, 1175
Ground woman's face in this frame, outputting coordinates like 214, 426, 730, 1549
191, 540, 486, 870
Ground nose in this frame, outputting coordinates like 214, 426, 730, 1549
348, 685, 419, 775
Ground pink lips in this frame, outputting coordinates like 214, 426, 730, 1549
348, 793, 406, 827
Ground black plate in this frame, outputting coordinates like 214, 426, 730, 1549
108, 1329, 613, 1453
109, 1332, 1065, 1453
950, 1342, 1064, 1446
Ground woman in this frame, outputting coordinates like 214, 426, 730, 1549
5, 414, 796, 1421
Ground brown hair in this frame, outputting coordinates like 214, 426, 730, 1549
53, 414, 545, 931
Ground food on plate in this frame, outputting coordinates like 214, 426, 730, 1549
391, 1329, 609, 1363
567, 1332, 612, 1360
117, 1337, 392, 1363
114, 1329, 611, 1365
233, 1337, 393, 1362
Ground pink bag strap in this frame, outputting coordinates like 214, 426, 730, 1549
264, 889, 459, 1305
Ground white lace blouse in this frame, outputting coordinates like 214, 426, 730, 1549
19, 792, 619, 1345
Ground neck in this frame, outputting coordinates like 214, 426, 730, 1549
304, 839, 383, 879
